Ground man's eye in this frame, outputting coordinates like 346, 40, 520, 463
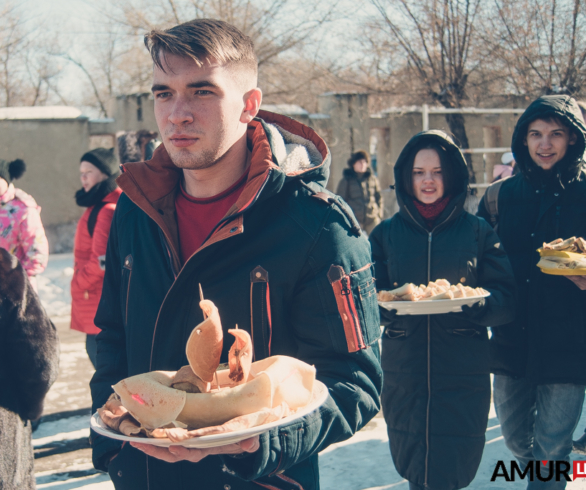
195, 90, 213, 95
155, 92, 171, 99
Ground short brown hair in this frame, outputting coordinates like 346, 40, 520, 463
144, 19, 257, 77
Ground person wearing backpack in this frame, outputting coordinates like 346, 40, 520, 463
478, 95, 586, 487
71, 148, 121, 368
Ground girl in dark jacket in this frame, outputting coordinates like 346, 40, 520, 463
369, 130, 516, 490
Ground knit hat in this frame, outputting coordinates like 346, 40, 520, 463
80, 147, 119, 177
0, 159, 26, 183
347, 150, 370, 168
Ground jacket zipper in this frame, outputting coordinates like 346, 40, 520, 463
404, 205, 457, 487
149, 169, 272, 370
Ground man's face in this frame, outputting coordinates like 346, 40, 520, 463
524, 119, 577, 171
152, 53, 255, 170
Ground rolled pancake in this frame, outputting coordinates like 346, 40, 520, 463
177, 371, 273, 429
171, 365, 210, 393
249, 355, 315, 410
186, 300, 223, 383
113, 371, 187, 430
227, 328, 253, 385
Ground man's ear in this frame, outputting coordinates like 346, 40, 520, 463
241, 88, 262, 124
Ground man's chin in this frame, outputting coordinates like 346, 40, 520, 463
167, 149, 219, 170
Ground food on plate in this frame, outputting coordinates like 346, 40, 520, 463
97, 299, 316, 441
537, 256, 586, 270
377, 280, 488, 302
542, 237, 586, 253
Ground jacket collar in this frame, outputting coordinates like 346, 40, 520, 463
116, 110, 329, 272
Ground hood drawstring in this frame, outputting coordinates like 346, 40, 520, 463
299, 180, 362, 236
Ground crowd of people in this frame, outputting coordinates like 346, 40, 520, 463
1, 16, 586, 490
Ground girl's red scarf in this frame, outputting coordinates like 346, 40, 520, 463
413, 196, 451, 229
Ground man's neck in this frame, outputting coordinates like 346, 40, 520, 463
182, 137, 250, 199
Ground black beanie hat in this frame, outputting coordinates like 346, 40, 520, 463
0, 159, 26, 183
347, 150, 370, 168
80, 147, 119, 177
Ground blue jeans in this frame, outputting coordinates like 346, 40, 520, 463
494, 375, 585, 489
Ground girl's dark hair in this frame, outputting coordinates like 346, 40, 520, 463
401, 143, 458, 198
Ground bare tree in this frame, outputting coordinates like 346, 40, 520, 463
68, 0, 338, 115
367, 0, 486, 182
490, 0, 586, 97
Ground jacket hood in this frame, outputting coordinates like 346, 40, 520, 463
115, 110, 330, 272
512, 95, 586, 185
117, 109, 329, 210
393, 130, 469, 229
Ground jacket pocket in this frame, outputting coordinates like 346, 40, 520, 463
384, 327, 406, 340
328, 263, 380, 352
250, 265, 272, 360
120, 254, 132, 327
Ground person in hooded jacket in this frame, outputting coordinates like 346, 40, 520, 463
89, 19, 382, 490
71, 148, 122, 368
0, 159, 49, 290
478, 95, 586, 486
336, 150, 383, 233
370, 130, 516, 490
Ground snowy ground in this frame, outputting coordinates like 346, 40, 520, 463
35, 254, 586, 489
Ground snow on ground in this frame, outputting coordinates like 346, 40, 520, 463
35, 254, 586, 489
37, 253, 74, 319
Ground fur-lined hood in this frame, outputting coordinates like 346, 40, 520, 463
115, 110, 330, 272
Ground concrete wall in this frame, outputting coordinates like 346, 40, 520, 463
0, 118, 91, 252
1, 93, 526, 252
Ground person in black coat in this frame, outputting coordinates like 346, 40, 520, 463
0, 247, 59, 489
370, 130, 516, 490
478, 95, 586, 484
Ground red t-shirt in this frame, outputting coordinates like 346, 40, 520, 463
176, 169, 249, 263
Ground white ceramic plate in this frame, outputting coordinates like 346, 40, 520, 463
90, 380, 328, 448
378, 292, 490, 316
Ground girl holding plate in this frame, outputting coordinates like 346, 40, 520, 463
369, 130, 516, 490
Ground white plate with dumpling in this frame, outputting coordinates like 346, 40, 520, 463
377, 280, 490, 315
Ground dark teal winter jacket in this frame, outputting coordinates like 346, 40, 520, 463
89, 110, 382, 490
370, 131, 516, 490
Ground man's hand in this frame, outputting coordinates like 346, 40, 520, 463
566, 275, 586, 290
129, 435, 260, 463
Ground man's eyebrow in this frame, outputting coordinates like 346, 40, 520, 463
187, 80, 220, 89
151, 84, 169, 93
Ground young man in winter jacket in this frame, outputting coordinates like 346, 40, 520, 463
478, 95, 586, 486
89, 19, 382, 490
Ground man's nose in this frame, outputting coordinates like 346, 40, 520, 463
168, 98, 194, 125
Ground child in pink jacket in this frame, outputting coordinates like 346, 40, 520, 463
0, 159, 49, 289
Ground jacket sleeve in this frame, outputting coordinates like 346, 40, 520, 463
17, 205, 49, 277
1, 249, 58, 420
89, 206, 127, 470
369, 221, 391, 291
222, 205, 383, 481
71, 204, 115, 292
462, 218, 517, 327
